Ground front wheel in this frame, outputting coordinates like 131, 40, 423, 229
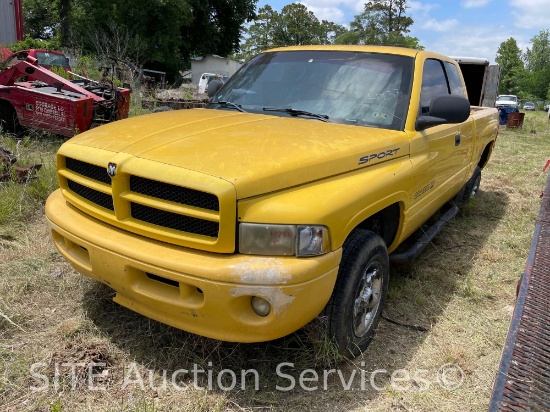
324, 229, 389, 358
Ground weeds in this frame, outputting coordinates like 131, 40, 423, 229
49, 397, 62, 412
0, 111, 548, 411
0, 134, 61, 227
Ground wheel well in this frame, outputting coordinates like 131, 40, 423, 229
0, 99, 19, 133
0, 99, 15, 112
478, 141, 494, 169
0, 99, 17, 128
355, 203, 401, 247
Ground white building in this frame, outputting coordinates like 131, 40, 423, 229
190, 55, 243, 85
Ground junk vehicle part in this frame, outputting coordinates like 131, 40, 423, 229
0, 146, 41, 183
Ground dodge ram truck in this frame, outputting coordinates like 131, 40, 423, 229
45, 45, 499, 357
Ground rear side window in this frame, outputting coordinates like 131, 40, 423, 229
420, 58, 465, 112
420, 59, 449, 110
444, 62, 464, 97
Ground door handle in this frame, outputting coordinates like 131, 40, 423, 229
455, 134, 461, 146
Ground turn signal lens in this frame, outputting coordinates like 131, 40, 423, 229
297, 225, 330, 256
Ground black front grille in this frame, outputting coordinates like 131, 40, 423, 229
68, 180, 114, 211
131, 203, 218, 238
130, 176, 219, 211
65, 158, 111, 184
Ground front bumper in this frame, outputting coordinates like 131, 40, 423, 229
46, 189, 341, 342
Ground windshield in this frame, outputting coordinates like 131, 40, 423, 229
497, 95, 517, 102
209, 50, 414, 130
35, 51, 70, 68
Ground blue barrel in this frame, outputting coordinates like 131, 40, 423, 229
498, 107, 519, 125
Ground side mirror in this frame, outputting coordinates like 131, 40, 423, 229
207, 79, 223, 98
416, 95, 470, 130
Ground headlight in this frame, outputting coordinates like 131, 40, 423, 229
239, 223, 330, 257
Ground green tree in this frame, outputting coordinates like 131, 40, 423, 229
22, 0, 59, 40
335, 0, 422, 49
243, 5, 279, 54
238, 4, 345, 61
495, 37, 524, 95
20, 0, 257, 80
180, 0, 256, 61
274, 3, 324, 46
319, 20, 349, 45
56, 0, 71, 47
8, 35, 60, 52
235, 5, 280, 61
365, 0, 414, 36
523, 30, 550, 100
524, 30, 550, 72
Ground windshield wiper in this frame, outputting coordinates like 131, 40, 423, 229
263, 107, 329, 122
211, 101, 247, 113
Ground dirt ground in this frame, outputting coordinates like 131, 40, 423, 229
1, 112, 549, 411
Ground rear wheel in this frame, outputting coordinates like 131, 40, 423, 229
465, 166, 482, 199
324, 229, 389, 358
453, 166, 481, 206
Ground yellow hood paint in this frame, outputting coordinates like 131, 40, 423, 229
66, 109, 409, 199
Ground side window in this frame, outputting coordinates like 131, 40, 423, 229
444, 62, 464, 97
420, 59, 449, 111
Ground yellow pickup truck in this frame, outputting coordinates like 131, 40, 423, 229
45, 45, 499, 357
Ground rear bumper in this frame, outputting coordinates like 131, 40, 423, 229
46, 189, 341, 342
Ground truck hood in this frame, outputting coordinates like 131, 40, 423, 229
67, 109, 409, 199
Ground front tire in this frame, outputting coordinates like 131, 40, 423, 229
324, 229, 389, 358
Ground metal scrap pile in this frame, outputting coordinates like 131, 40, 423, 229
0, 146, 41, 183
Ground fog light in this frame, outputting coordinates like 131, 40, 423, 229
251, 296, 271, 317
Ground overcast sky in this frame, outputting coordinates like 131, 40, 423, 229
255, 0, 550, 62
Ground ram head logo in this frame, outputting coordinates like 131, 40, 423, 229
107, 162, 117, 178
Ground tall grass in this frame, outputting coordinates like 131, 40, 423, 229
0, 88, 150, 230
0, 111, 548, 411
0, 134, 62, 228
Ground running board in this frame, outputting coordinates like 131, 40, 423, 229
390, 204, 459, 265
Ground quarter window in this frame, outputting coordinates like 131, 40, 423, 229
444, 62, 464, 97
420, 59, 449, 110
